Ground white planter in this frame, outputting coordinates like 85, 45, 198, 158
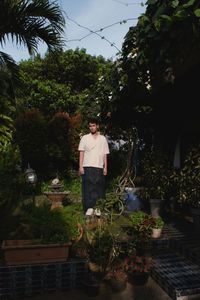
151, 228, 162, 239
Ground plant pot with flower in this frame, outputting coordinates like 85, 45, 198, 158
105, 268, 128, 292
151, 216, 164, 238
124, 254, 152, 285
127, 211, 155, 255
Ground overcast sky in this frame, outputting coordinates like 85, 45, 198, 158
2, 0, 146, 62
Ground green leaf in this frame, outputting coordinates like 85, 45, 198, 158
194, 8, 200, 17
174, 9, 188, 18
138, 15, 150, 26
154, 19, 161, 31
171, 0, 179, 8
160, 15, 172, 22
183, 0, 195, 8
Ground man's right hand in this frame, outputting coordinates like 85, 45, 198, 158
79, 167, 84, 175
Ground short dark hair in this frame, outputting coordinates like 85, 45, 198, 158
87, 117, 99, 125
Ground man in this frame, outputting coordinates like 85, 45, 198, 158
78, 117, 110, 212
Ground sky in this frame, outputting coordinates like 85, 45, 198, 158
2, 0, 146, 62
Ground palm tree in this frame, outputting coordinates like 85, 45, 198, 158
0, 0, 65, 148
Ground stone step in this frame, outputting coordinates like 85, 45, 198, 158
151, 251, 200, 300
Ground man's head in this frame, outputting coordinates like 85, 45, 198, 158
87, 117, 99, 134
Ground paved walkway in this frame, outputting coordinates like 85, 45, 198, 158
24, 277, 172, 300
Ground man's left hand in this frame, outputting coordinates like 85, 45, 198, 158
103, 167, 107, 176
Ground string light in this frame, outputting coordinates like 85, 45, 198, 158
65, 14, 138, 53
112, 0, 144, 6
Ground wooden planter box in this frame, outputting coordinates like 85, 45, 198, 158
2, 240, 71, 266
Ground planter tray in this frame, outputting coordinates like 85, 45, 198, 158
2, 239, 71, 265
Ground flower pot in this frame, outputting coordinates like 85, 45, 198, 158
2, 239, 71, 265
129, 272, 149, 285
151, 228, 162, 239
108, 277, 127, 292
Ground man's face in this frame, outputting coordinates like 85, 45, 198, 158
88, 122, 98, 134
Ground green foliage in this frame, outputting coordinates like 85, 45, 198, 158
17, 49, 112, 117
153, 216, 164, 229
0, 114, 14, 151
0, 143, 25, 218
122, 0, 200, 89
138, 150, 171, 200
127, 211, 155, 249
179, 144, 200, 208
62, 203, 84, 240
84, 223, 123, 274
47, 112, 70, 173
63, 177, 82, 196
18, 78, 78, 116
13, 203, 84, 244
15, 109, 48, 176
0, 0, 65, 55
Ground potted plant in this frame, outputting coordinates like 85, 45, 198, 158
179, 145, 200, 229
124, 254, 152, 285
151, 216, 164, 238
105, 266, 128, 292
127, 211, 155, 255
81, 221, 121, 297
138, 150, 171, 218
2, 202, 83, 265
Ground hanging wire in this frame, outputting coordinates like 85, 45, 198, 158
65, 14, 138, 52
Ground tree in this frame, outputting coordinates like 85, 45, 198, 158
0, 0, 65, 147
110, 0, 200, 158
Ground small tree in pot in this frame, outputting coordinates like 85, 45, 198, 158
137, 150, 171, 218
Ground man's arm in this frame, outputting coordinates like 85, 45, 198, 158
103, 154, 107, 176
79, 150, 85, 175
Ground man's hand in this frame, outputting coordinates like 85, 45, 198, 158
103, 167, 107, 176
79, 167, 84, 175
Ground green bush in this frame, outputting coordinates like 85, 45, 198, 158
0, 143, 25, 216
12, 202, 84, 243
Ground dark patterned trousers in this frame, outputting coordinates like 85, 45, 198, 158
82, 167, 105, 212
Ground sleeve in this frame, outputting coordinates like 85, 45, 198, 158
104, 137, 110, 154
78, 135, 85, 151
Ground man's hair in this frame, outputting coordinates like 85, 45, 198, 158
87, 117, 99, 125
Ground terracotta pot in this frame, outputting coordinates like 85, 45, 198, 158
2, 239, 71, 265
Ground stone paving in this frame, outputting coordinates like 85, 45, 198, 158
20, 277, 173, 300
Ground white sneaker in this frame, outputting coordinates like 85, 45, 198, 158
94, 208, 101, 217
85, 208, 94, 216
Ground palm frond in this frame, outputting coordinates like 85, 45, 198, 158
0, 0, 66, 54
0, 114, 14, 151
0, 51, 19, 97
